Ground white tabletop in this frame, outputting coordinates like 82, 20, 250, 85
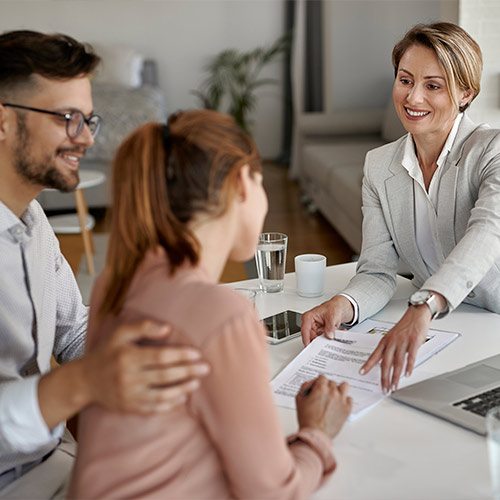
229, 262, 500, 500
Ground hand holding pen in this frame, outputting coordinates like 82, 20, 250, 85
295, 375, 352, 439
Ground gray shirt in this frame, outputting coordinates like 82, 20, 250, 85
0, 199, 87, 477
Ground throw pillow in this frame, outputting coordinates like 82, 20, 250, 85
91, 43, 144, 88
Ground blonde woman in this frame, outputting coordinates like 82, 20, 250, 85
69, 110, 352, 499
302, 22, 500, 393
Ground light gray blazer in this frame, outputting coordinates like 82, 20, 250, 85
342, 114, 500, 322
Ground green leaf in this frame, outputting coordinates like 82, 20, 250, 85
191, 31, 292, 135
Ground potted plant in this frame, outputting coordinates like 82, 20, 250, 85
193, 33, 290, 134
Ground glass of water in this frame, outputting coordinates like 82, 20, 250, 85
487, 407, 500, 500
234, 288, 257, 306
255, 232, 288, 293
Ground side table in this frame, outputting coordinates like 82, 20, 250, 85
46, 169, 107, 275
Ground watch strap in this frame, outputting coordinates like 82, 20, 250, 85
409, 291, 443, 320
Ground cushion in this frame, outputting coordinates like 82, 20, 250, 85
91, 43, 144, 88
328, 164, 364, 228
303, 144, 335, 185
303, 139, 384, 184
299, 109, 384, 136
85, 85, 166, 161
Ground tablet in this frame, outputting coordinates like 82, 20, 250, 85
263, 310, 302, 344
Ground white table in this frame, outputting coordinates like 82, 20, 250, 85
229, 262, 500, 500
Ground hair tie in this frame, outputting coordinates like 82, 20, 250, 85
162, 124, 171, 150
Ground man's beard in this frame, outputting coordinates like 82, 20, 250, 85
14, 114, 80, 193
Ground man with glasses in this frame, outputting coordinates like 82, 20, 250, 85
2, 103, 102, 140
0, 30, 209, 498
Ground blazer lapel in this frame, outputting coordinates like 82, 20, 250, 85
436, 161, 459, 255
385, 153, 429, 279
437, 113, 479, 255
447, 113, 478, 165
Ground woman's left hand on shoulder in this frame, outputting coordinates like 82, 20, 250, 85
359, 306, 431, 393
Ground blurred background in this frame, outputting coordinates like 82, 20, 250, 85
2, 0, 497, 285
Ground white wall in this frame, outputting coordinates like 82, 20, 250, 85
441, 0, 459, 23
0, 1, 470, 157
0, 0, 284, 158
324, 0, 442, 112
459, 0, 500, 129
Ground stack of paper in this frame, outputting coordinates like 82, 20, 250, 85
271, 319, 459, 420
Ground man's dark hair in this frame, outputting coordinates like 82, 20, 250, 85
0, 30, 100, 95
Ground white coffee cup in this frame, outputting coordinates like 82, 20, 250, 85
294, 254, 326, 297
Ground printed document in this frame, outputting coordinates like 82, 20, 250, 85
271, 319, 459, 420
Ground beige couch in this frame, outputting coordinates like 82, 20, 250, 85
296, 102, 406, 254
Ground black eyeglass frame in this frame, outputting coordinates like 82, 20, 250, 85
2, 103, 102, 139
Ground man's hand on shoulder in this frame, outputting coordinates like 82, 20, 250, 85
82, 320, 210, 414
38, 320, 210, 429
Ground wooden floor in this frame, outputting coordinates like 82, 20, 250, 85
261, 162, 354, 272
57, 162, 354, 281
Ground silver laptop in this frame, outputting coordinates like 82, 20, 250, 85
392, 353, 500, 435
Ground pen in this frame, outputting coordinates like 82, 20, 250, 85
301, 381, 316, 397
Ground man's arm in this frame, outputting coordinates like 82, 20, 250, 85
38, 320, 210, 430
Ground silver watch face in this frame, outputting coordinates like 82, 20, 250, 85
410, 290, 432, 304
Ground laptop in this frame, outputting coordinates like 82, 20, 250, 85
392, 353, 500, 435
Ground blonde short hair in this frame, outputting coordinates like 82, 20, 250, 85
392, 22, 483, 112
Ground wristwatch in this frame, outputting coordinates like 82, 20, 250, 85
408, 290, 443, 320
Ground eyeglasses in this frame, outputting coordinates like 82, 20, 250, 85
2, 103, 102, 139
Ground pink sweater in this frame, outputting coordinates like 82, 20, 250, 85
69, 249, 336, 499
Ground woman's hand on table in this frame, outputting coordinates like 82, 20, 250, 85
296, 375, 352, 439
359, 305, 431, 393
301, 295, 354, 345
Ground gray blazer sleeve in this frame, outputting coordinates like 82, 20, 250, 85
422, 129, 500, 312
340, 146, 401, 323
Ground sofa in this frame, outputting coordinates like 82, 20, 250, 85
37, 47, 167, 211
294, 101, 407, 255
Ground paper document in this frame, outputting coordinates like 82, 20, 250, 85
271, 319, 459, 420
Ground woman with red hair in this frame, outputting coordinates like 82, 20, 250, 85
69, 110, 351, 499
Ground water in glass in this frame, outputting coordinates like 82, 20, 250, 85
255, 242, 287, 292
